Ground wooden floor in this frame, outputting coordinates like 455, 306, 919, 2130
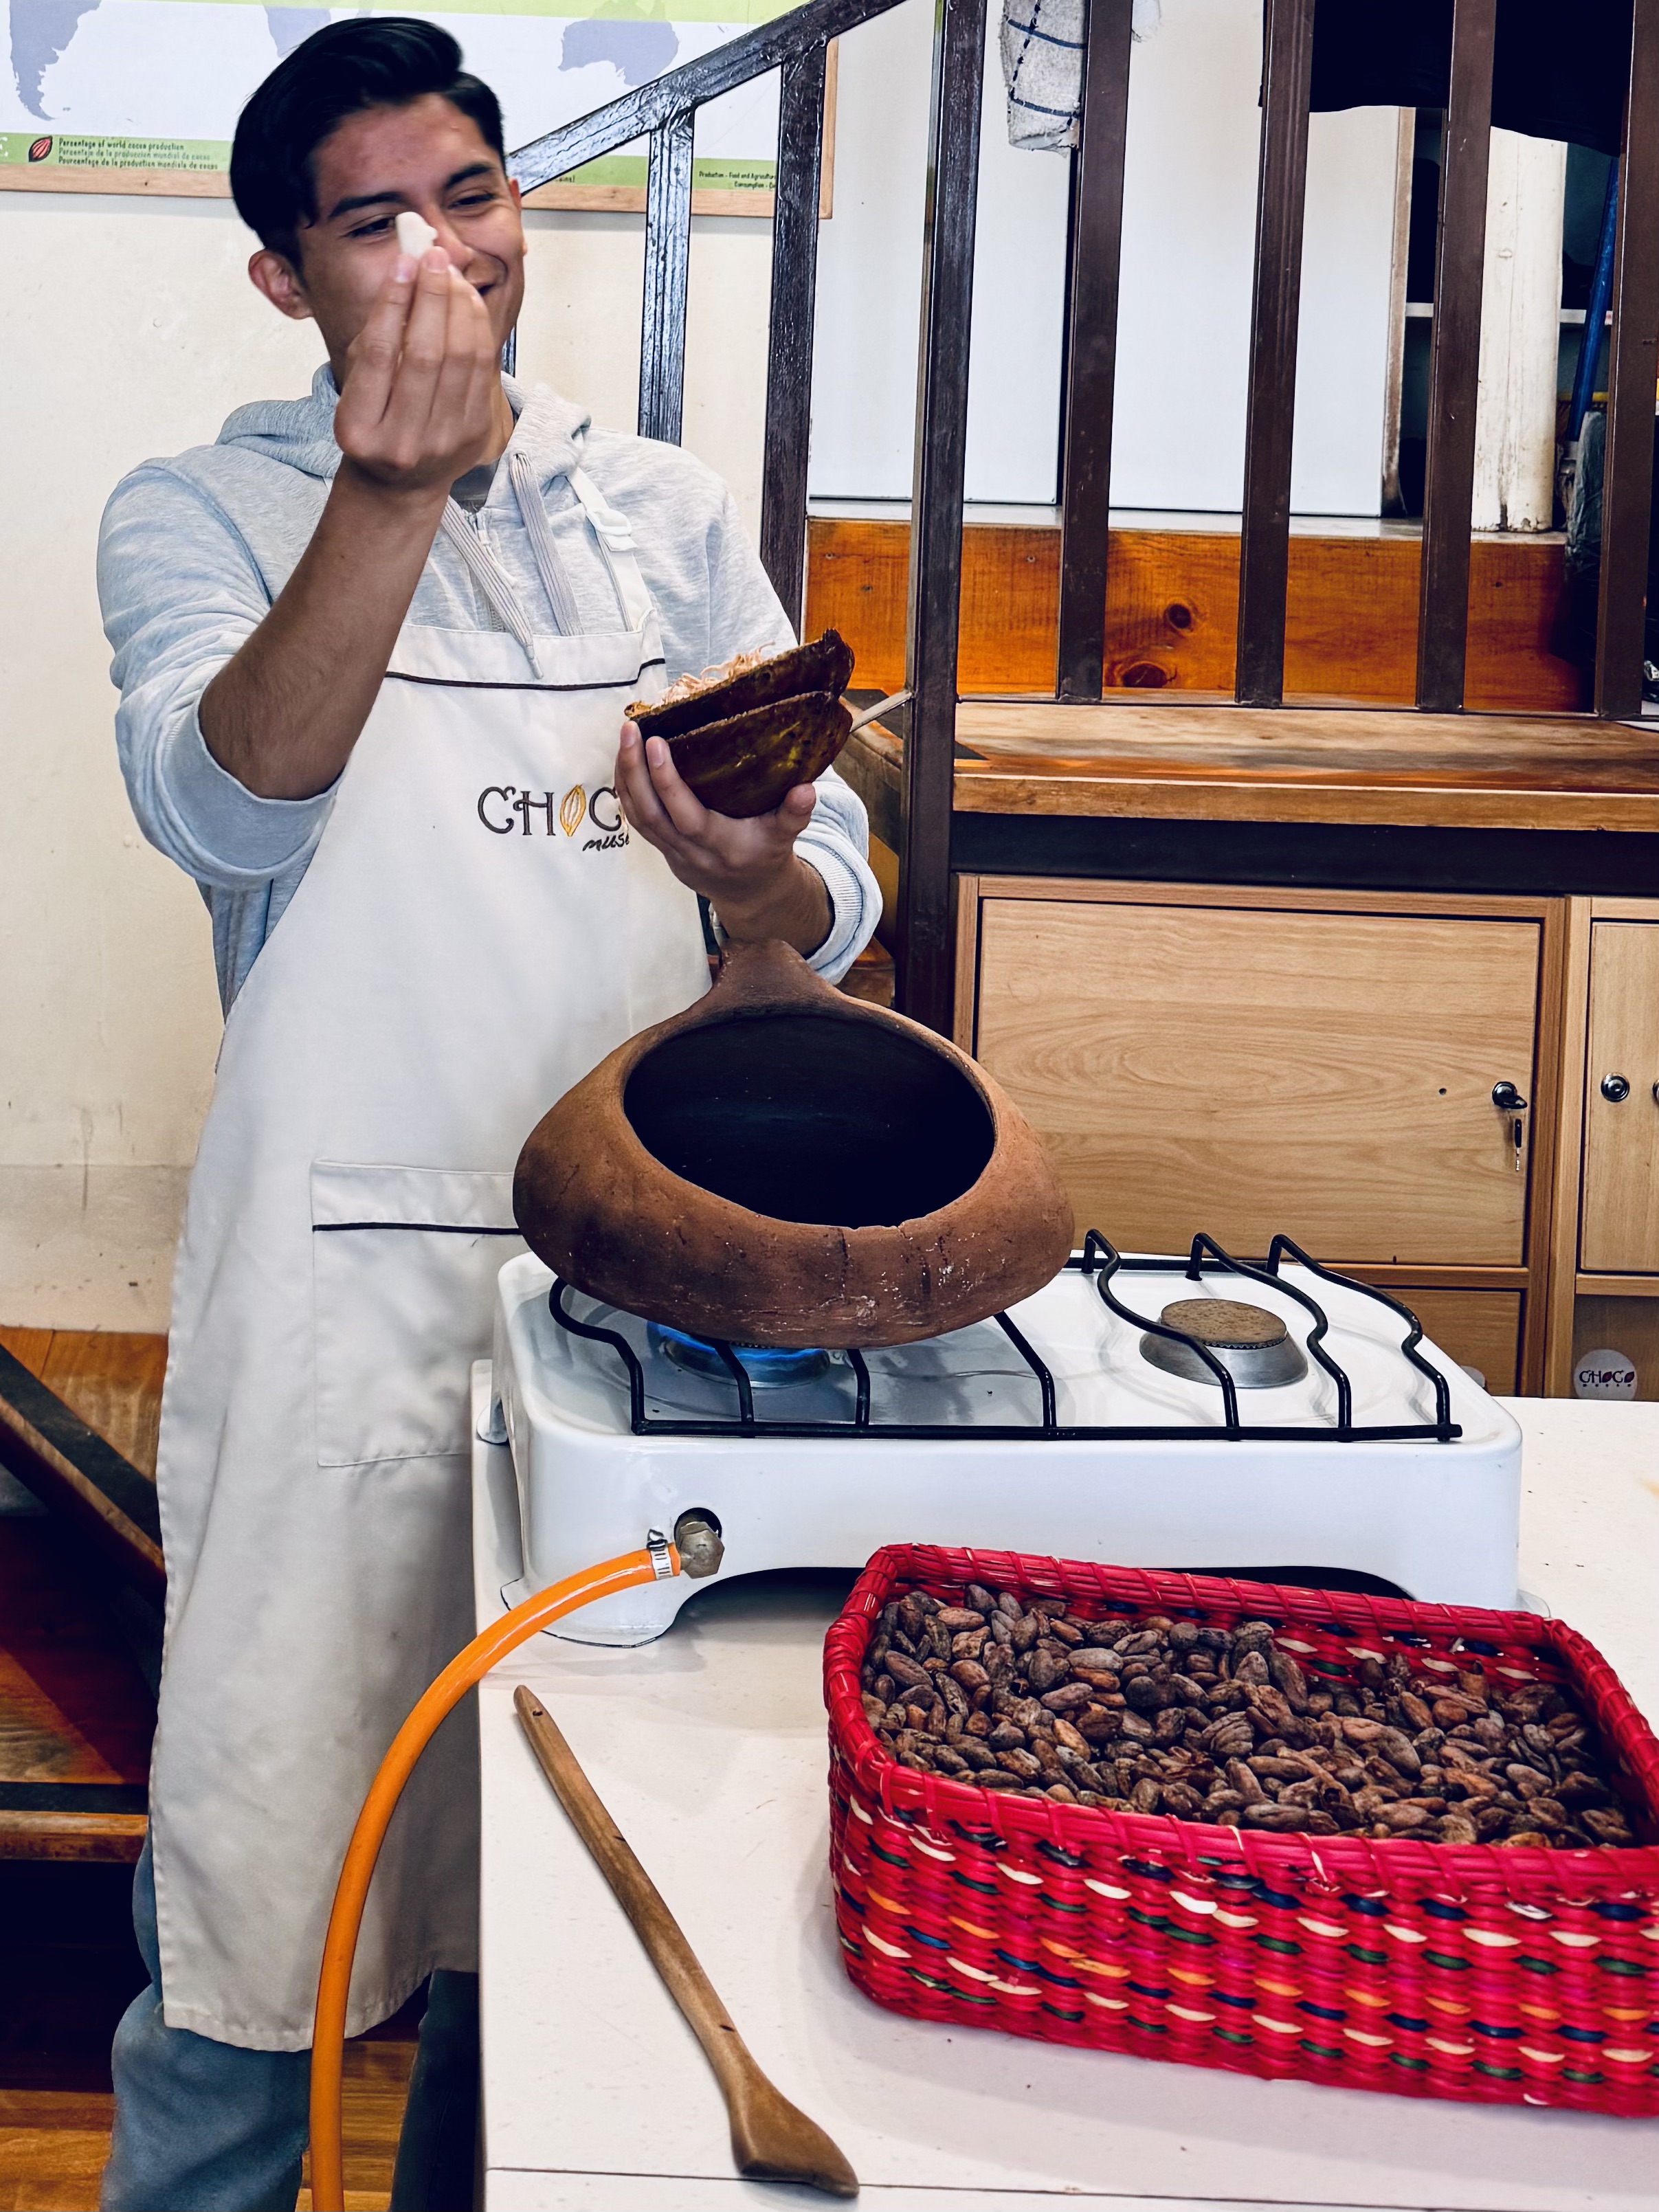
0, 1330, 418, 2210
0, 2040, 417, 2212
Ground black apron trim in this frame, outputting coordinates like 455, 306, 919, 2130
312, 1222, 522, 1234
383, 658, 666, 695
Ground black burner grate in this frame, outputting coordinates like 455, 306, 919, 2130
547, 1229, 1462, 1444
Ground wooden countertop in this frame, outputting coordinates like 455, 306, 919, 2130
845, 700, 1659, 836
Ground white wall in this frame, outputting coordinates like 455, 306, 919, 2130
0, 190, 772, 1329
809, 0, 1074, 506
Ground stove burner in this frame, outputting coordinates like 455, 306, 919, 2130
549, 1227, 1462, 1444
647, 1322, 831, 1385
1140, 1297, 1309, 1389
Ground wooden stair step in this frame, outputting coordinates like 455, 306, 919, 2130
0, 1332, 164, 1865
806, 514, 1585, 713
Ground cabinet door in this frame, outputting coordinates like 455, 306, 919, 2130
974, 899, 1540, 1265
1581, 923, 1659, 1273
1385, 1288, 1522, 1394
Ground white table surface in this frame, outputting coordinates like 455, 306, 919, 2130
470, 1372, 1659, 2211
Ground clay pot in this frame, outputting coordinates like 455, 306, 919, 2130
513, 938, 1074, 1348
630, 633, 856, 818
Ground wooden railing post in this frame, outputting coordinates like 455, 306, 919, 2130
1054, 0, 1134, 703
639, 111, 695, 443
1234, 0, 1315, 708
760, 41, 830, 632
896, 0, 986, 1035
1594, 0, 1659, 719
1415, 0, 1497, 712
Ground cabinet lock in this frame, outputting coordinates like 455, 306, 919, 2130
1492, 1081, 1528, 1173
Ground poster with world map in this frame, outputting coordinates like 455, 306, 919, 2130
1, 0, 814, 205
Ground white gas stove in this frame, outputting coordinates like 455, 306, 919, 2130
489, 1236, 1522, 1646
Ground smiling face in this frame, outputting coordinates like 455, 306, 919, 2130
249, 93, 526, 376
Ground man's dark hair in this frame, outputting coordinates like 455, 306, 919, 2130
230, 17, 506, 260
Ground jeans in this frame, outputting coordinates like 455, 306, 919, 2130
102, 1840, 478, 2212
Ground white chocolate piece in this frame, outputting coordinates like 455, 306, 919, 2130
395, 210, 436, 260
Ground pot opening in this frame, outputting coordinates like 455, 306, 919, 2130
623, 1012, 995, 1227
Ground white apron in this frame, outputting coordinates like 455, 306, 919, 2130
148, 464, 710, 2048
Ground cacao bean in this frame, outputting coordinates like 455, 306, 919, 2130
1226, 1758, 1265, 1804
1243, 1802, 1309, 1831
1267, 1646, 1310, 1710
1374, 1728, 1421, 1777
1040, 1682, 1093, 1714
1583, 1806, 1634, 1843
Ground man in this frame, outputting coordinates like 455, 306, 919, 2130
97, 20, 878, 2208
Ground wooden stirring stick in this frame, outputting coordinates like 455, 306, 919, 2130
513, 1686, 859, 2198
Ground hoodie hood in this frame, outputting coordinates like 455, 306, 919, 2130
215, 366, 592, 493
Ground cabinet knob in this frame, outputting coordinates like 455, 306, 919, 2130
1602, 1073, 1632, 1103
1491, 1081, 1528, 1112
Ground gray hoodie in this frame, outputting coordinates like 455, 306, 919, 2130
99, 368, 878, 1011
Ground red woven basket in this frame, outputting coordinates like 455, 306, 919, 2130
823, 1545, 1659, 2116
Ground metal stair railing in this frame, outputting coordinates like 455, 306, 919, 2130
510, 0, 1659, 1036
509, 0, 913, 636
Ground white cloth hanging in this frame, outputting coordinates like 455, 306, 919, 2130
1001, 0, 1160, 153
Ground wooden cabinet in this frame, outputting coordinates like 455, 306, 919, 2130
1377, 1288, 1522, 1394
1543, 904, 1659, 1398
1581, 924, 1659, 1273
971, 895, 1541, 1264
958, 879, 1564, 1391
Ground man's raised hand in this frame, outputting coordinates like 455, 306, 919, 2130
333, 248, 498, 498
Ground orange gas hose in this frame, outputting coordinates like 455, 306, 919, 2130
307, 1539, 680, 2212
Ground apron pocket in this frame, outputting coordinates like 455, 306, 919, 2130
311, 1162, 524, 1468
